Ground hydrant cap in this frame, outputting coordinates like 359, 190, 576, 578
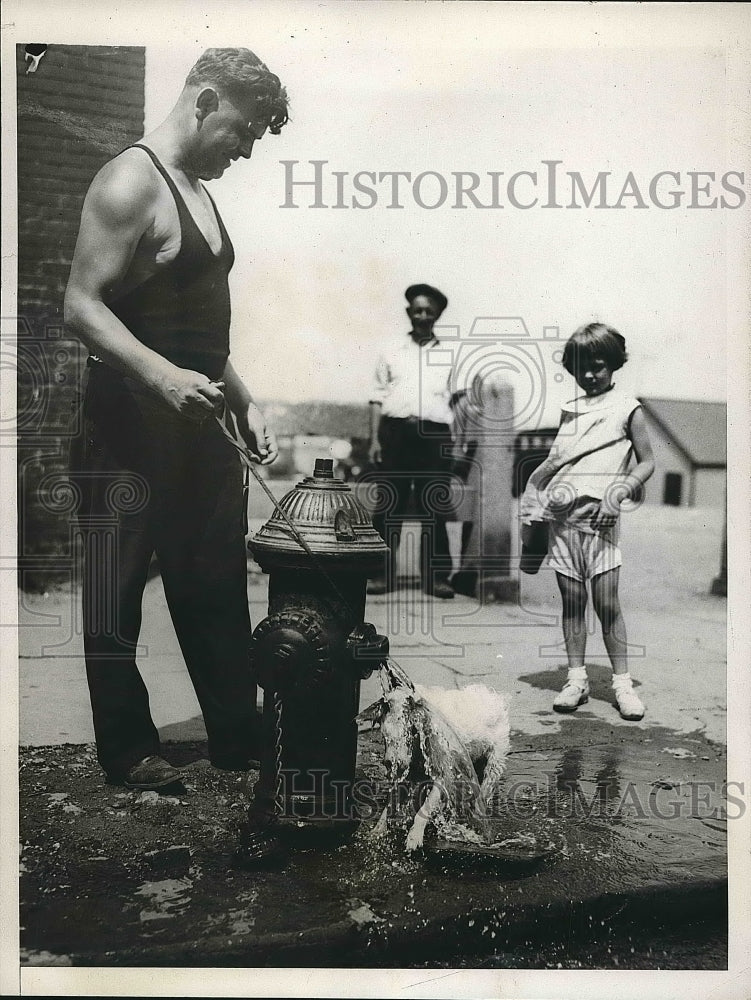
249, 459, 388, 571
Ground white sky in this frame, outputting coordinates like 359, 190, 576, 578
141, 2, 742, 425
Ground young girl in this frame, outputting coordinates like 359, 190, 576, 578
521, 323, 655, 720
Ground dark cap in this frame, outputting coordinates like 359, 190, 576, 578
405, 283, 448, 314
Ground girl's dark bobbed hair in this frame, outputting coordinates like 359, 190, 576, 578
562, 322, 628, 374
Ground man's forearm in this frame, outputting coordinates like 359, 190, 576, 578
369, 400, 382, 443
221, 360, 254, 415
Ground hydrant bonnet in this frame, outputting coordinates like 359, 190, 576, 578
249, 458, 387, 572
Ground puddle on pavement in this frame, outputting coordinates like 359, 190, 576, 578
504, 728, 727, 888
201, 888, 259, 936
134, 876, 193, 923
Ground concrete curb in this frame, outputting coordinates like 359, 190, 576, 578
357, 876, 728, 967
64, 875, 727, 968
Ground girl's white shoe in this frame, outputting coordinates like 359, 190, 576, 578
613, 684, 645, 721
553, 680, 590, 712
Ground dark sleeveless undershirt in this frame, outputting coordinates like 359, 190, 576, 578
108, 143, 235, 381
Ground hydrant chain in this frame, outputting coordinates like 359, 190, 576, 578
273, 690, 284, 817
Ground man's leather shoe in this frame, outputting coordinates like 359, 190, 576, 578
123, 755, 184, 791
424, 580, 455, 599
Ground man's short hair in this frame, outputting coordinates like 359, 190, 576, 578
186, 48, 289, 133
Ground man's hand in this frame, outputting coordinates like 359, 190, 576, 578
368, 440, 382, 466
238, 402, 278, 465
157, 369, 225, 422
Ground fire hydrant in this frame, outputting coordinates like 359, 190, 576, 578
235, 458, 389, 866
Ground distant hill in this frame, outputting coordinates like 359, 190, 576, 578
258, 400, 370, 439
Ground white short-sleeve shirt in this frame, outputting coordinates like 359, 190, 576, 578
371, 333, 453, 425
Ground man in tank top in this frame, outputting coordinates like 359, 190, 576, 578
64, 49, 289, 790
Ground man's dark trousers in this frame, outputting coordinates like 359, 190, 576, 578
70, 363, 259, 780
371, 414, 454, 590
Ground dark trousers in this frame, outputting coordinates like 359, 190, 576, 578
69, 365, 258, 779
371, 415, 453, 589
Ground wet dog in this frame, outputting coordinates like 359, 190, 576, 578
358, 668, 511, 852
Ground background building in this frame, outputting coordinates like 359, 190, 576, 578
639, 398, 727, 508
16, 44, 145, 590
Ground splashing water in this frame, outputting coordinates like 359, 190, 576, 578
362, 659, 511, 850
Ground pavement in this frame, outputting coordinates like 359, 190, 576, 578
15, 501, 732, 970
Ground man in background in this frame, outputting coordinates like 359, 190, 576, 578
367, 284, 456, 600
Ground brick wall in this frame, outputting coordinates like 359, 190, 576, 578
16, 45, 145, 590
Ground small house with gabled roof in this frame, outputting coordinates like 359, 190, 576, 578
638, 398, 726, 507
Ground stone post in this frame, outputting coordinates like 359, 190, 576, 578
451, 376, 518, 603
710, 499, 727, 597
